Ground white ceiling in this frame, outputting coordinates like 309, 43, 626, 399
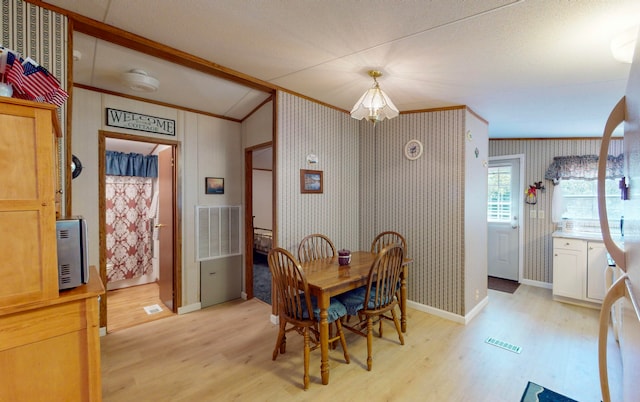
46, 0, 640, 138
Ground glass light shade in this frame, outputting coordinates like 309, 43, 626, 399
350, 85, 399, 122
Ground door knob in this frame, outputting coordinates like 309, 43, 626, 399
155, 223, 166, 228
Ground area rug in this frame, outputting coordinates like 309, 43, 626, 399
520, 381, 577, 402
488, 276, 520, 294
253, 253, 272, 304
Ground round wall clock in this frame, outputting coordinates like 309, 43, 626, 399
404, 139, 423, 160
71, 154, 83, 179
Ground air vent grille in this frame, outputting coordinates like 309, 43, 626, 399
485, 337, 522, 354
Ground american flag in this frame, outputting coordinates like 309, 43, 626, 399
20, 58, 59, 101
0, 50, 68, 106
4, 50, 24, 90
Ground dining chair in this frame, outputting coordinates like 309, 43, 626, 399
370, 231, 407, 310
371, 231, 407, 255
267, 247, 350, 389
338, 243, 405, 371
297, 233, 336, 263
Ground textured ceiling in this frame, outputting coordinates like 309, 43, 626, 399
46, 0, 640, 138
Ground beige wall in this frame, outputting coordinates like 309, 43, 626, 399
464, 112, 490, 315
71, 87, 243, 312
358, 108, 488, 317
489, 138, 624, 285
243, 101, 273, 148
276, 91, 488, 318
275, 92, 361, 253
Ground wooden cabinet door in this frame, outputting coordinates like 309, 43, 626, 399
0, 100, 58, 306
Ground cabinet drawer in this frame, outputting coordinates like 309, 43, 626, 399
553, 238, 586, 252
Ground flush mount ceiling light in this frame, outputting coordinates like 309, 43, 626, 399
350, 70, 399, 124
121, 69, 160, 92
611, 26, 638, 64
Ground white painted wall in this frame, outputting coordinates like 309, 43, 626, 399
252, 169, 272, 230
464, 112, 489, 314
71, 87, 242, 311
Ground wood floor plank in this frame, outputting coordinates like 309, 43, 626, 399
106, 282, 174, 333
101, 285, 623, 401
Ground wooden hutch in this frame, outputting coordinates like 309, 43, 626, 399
0, 97, 104, 401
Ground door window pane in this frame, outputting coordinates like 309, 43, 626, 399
488, 166, 512, 222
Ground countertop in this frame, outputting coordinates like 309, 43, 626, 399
552, 231, 624, 251
552, 231, 607, 241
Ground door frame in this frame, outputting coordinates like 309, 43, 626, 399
98, 130, 182, 329
488, 154, 525, 282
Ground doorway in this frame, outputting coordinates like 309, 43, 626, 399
244, 143, 273, 306
487, 155, 524, 282
99, 131, 181, 332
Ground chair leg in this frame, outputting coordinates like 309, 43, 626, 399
335, 319, 350, 364
272, 322, 286, 360
329, 322, 336, 349
390, 309, 404, 345
366, 317, 373, 371
303, 327, 310, 390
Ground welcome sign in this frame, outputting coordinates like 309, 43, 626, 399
106, 108, 176, 136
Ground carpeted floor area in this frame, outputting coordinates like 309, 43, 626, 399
253, 253, 272, 304
520, 381, 577, 402
488, 276, 520, 294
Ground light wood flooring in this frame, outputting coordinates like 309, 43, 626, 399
106, 282, 174, 333
101, 285, 623, 401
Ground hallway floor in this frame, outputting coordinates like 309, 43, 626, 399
106, 282, 174, 333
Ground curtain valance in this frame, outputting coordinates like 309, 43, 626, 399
544, 154, 624, 183
106, 150, 158, 178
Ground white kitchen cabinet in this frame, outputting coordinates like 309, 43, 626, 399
552, 236, 607, 306
553, 238, 586, 300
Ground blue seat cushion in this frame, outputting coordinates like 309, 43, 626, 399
337, 285, 397, 315
299, 294, 347, 323
336, 287, 367, 316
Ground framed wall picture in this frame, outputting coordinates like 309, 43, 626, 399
300, 169, 323, 194
205, 177, 224, 194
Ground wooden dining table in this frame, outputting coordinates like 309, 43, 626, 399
300, 250, 411, 385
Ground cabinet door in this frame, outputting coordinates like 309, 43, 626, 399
0, 101, 58, 306
200, 256, 242, 308
587, 241, 607, 301
553, 239, 586, 299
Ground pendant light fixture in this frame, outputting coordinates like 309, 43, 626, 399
350, 70, 399, 123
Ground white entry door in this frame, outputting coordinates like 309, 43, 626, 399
487, 157, 521, 281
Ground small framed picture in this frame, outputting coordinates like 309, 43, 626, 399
205, 177, 224, 194
300, 169, 323, 194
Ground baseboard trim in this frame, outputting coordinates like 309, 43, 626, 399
464, 296, 489, 324
178, 302, 201, 315
407, 296, 489, 325
520, 279, 552, 289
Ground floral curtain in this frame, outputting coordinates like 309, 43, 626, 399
544, 154, 624, 183
106, 150, 158, 177
105, 175, 153, 282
